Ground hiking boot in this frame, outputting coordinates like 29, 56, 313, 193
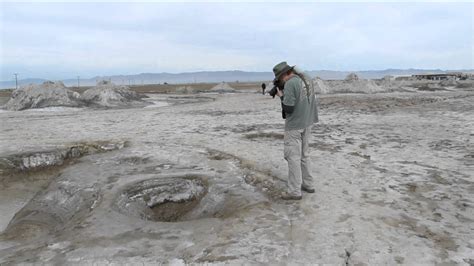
301, 186, 315, 193
281, 193, 302, 200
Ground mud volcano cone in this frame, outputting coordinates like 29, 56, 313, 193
4, 81, 82, 111
81, 80, 147, 107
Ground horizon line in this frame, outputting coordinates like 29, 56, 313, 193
2, 67, 474, 82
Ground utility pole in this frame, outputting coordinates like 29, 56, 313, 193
77, 76, 80, 88
14, 73, 18, 90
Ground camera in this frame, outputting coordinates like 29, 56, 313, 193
269, 79, 284, 98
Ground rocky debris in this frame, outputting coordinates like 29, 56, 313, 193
81, 80, 147, 107
210, 82, 236, 93
4, 81, 82, 111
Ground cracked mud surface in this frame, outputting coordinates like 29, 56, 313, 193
0, 90, 473, 264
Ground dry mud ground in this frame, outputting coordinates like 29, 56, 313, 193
0, 90, 473, 264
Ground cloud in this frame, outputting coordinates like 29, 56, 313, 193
0, 2, 472, 80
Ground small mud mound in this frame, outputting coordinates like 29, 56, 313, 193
82, 80, 147, 108
210, 82, 236, 93
175, 86, 196, 94
313, 77, 331, 94
115, 177, 207, 222
319, 73, 385, 94
4, 81, 82, 111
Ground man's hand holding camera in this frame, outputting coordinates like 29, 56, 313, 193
269, 79, 285, 98
276, 87, 284, 98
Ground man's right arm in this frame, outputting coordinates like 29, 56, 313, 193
281, 79, 296, 117
280, 96, 295, 114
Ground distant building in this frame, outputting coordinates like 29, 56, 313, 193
412, 72, 465, 81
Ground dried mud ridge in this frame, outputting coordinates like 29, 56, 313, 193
207, 149, 284, 199
0, 140, 127, 175
114, 177, 208, 222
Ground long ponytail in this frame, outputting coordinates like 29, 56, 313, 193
293, 67, 313, 102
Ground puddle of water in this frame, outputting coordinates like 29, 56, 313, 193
143, 101, 170, 108
24, 107, 85, 112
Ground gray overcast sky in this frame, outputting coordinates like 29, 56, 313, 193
0, 1, 473, 80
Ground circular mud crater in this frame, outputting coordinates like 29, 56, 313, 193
115, 177, 207, 222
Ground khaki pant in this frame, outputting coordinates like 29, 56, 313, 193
284, 125, 314, 196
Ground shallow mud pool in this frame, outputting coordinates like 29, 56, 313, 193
0, 90, 473, 264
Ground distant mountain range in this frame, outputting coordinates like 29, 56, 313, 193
1, 69, 473, 89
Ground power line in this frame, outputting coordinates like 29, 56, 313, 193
14, 73, 18, 90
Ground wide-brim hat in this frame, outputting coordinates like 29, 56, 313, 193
273, 61, 295, 81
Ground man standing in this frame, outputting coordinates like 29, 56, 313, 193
272, 61, 319, 200
261, 82, 266, 95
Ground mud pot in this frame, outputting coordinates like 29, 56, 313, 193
115, 177, 208, 222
